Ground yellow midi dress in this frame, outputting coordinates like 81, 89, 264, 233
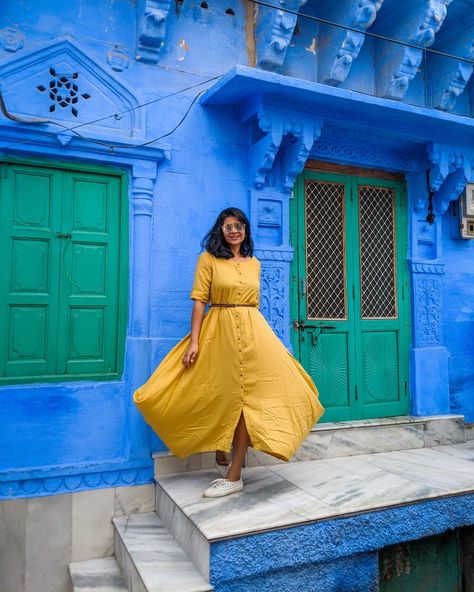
133, 251, 325, 461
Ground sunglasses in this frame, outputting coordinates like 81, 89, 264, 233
222, 222, 245, 233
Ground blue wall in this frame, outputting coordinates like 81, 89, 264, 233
1, 0, 473, 499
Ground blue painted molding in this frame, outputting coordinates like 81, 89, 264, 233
0, 459, 154, 499
255, 0, 308, 71
136, 0, 172, 64
0, 38, 146, 140
210, 492, 474, 586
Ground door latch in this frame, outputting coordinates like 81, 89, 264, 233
55, 232, 71, 239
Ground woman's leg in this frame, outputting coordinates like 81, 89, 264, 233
215, 450, 229, 465
227, 412, 250, 481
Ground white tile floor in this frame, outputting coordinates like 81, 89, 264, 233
156, 440, 474, 541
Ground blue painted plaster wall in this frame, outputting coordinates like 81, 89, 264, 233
1, 0, 474, 501
442, 209, 474, 422
210, 493, 474, 591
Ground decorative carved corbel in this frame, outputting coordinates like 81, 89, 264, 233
279, 122, 322, 190
430, 20, 474, 111
136, 0, 172, 64
255, 0, 308, 71
318, 0, 384, 86
244, 99, 322, 192
376, 0, 452, 100
427, 142, 474, 216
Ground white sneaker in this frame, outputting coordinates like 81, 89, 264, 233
203, 478, 244, 498
215, 460, 231, 478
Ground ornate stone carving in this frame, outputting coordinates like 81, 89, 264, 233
0, 27, 24, 53
313, 137, 419, 172
255, 0, 308, 71
260, 265, 286, 340
0, 465, 153, 499
243, 98, 322, 192
136, 0, 172, 64
318, 0, 383, 85
416, 277, 441, 347
255, 248, 294, 261
107, 46, 130, 72
427, 142, 474, 215
0, 39, 144, 138
409, 261, 445, 274
437, 61, 473, 111
376, 0, 452, 100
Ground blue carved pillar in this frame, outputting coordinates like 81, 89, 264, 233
125, 160, 158, 459
407, 144, 474, 415
243, 97, 322, 347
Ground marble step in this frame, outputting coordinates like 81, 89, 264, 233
69, 557, 128, 592
155, 439, 474, 588
113, 513, 213, 592
153, 414, 466, 476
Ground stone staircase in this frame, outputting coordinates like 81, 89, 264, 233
69, 414, 474, 592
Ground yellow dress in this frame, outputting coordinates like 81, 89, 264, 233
133, 251, 325, 461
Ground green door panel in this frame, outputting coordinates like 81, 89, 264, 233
0, 165, 63, 378
307, 332, 352, 420
58, 172, 122, 376
291, 170, 410, 422
0, 162, 127, 384
380, 531, 462, 592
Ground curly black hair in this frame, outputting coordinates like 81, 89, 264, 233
201, 207, 254, 259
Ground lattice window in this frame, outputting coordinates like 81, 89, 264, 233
359, 185, 397, 319
305, 180, 346, 319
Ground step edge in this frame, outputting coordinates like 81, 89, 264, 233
113, 514, 213, 592
69, 556, 128, 592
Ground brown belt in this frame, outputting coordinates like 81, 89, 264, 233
211, 304, 258, 308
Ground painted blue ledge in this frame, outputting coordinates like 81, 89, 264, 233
210, 491, 474, 588
0, 458, 154, 500
202, 65, 474, 147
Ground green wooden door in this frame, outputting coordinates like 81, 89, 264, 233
290, 170, 410, 422
0, 162, 127, 384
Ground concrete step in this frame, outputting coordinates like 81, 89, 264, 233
113, 513, 213, 592
153, 414, 466, 476
69, 557, 127, 592
154, 440, 474, 591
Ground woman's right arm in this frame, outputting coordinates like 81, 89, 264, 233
182, 300, 206, 368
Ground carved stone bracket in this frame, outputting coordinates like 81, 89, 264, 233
430, 20, 474, 111
376, 0, 452, 100
136, 0, 172, 64
255, 0, 308, 71
427, 142, 474, 215
318, 0, 384, 85
242, 98, 323, 193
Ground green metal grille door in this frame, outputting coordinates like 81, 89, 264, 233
291, 171, 410, 422
0, 162, 127, 384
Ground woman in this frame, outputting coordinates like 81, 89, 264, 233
133, 207, 325, 498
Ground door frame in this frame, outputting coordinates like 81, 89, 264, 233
290, 165, 411, 421
0, 156, 129, 384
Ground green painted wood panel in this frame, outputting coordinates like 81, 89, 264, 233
0, 161, 127, 384
290, 170, 410, 421
380, 531, 462, 592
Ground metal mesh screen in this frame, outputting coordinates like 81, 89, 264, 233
359, 185, 397, 319
305, 180, 346, 319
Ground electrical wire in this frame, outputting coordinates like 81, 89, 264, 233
247, 0, 474, 67
0, 75, 221, 152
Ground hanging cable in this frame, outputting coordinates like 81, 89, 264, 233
426, 169, 436, 225
0, 75, 222, 152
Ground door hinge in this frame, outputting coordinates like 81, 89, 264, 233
404, 381, 407, 397
352, 285, 355, 300
402, 285, 405, 300
355, 385, 358, 401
